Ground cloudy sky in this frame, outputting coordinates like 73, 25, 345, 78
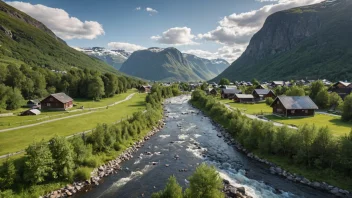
5, 0, 323, 62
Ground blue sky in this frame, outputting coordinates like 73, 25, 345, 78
5, 0, 323, 61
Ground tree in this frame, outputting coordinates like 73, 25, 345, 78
6, 88, 24, 110
49, 136, 75, 180
329, 92, 343, 110
184, 164, 224, 198
87, 76, 105, 100
24, 141, 54, 184
200, 82, 208, 91
315, 89, 330, 109
265, 97, 274, 106
152, 176, 183, 198
285, 86, 305, 96
102, 73, 118, 97
251, 78, 260, 86
70, 136, 91, 164
309, 80, 325, 100
342, 94, 352, 121
0, 158, 16, 189
219, 78, 230, 86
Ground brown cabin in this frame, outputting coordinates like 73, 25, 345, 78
270, 96, 318, 117
41, 93, 73, 111
21, 109, 41, 116
252, 89, 276, 101
329, 81, 351, 99
233, 94, 255, 103
139, 85, 151, 93
221, 88, 242, 99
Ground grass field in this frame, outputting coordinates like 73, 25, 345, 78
0, 93, 146, 156
217, 98, 272, 115
0, 90, 136, 130
265, 114, 352, 137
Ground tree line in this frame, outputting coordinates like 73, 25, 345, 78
0, 84, 180, 197
0, 64, 143, 111
191, 90, 352, 182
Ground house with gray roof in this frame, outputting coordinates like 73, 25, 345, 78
252, 89, 276, 101
233, 94, 254, 103
40, 93, 73, 111
270, 96, 318, 117
221, 88, 242, 99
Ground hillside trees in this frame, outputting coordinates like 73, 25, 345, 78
342, 94, 352, 121
219, 78, 230, 86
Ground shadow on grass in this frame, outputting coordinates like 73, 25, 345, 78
128, 101, 146, 107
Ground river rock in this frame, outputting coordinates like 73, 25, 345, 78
312, 182, 321, 188
237, 186, 246, 195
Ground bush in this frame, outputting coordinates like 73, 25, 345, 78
265, 97, 274, 106
74, 167, 92, 181
83, 157, 100, 168
113, 142, 122, 151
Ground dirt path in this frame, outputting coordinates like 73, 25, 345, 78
0, 93, 135, 133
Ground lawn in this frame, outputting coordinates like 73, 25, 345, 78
0, 90, 136, 130
265, 114, 352, 137
0, 93, 147, 156
217, 98, 272, 115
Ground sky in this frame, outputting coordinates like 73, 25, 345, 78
5, 0, 323, 62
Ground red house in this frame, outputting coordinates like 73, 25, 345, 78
40, 93, 73, 111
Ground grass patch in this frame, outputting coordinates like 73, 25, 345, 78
255, 151, 352, 192
265, 114, 352, 137
0, 93, 147, 156
216, 98, 272, 115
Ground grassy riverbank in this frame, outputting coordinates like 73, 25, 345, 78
190, 90, 352, 192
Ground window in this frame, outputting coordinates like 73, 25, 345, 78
47, 103, 51, 107
291, 110, 295, 114
305, 110, 308, 114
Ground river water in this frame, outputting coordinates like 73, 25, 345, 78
75, 95, 334, 198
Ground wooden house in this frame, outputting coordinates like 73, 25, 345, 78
206, 88, 218, 96
27, 99, 40, 108
221, 88, 241, 99
270, 81, 284, 87
40, 93, 73, 111
252, 89, 276, 101
329, 81, 351, 99
139, 85, 151, 93
233, 94, 254, 103
271, 96, 318, 117
21, 109, 41, 116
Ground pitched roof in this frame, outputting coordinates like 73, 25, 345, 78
272, 81, 284, 85
335, 81, 350, 87
235, 94, 254, 99
28, 99, 40, 104
273, 96, 318, 110
49, 93, 73, 103
23, 109, 41, 115
222, 88, 241, 94
253, 89, 272, 95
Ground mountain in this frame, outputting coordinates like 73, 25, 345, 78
214, 0, 352, 82
0, 1, 119, 74
119, 47, 229, 81
77, 47, 130, 70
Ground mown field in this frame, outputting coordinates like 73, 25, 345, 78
265, 114, 352, 137
0, 93, 146, 156
0, 90, 136, 130
216, 98, 272, 115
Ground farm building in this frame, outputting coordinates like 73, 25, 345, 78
329, 81, 351, 99
21, 109, 41, 116
221, 88, 242, 99
41, 93, 73, 111
206, 88, 218, 96
139, 85, 151, 93
252, 89, 276, 101
233, 94, 255, 103
27, 99, 40, 108
270, 81, 284, 87
271, 96, 318, 117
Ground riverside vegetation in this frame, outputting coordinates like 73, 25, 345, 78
190, 90, 352, 191
0, 84, 181, 197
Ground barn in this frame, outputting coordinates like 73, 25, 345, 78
21, 109, 41, 116
139, 85, 151, 93
252, 89, 276, 101
41, 93, 73, 111
271, 96, 318, 117
233, 94, 255, 103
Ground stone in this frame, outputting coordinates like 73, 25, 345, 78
223, 179, 230, 185
237, 186, 246, 195
330, 187, 339, 195
312, 182, 320, 188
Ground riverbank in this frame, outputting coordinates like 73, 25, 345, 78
189, 92, 351, 197
43, 120, 166, 198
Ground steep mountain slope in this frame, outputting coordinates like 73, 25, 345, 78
78, 47, 130, 70
0, 1, 119, 74
120, 47, 229, 81
214, 0, 352, 82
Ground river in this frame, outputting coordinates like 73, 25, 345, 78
74, 95, 334, 198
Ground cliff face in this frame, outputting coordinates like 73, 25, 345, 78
214, 0, 352, 81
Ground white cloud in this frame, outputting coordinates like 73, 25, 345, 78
146, 7, 158, 14
107, 42, 146, 52
183, 44, 246, 63
199, 0, 323, 45
151, 27, 197, 45
135, 7, 141, 10
5, 1, 105, 40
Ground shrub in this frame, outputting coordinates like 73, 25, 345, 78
113, 142, 122, 151
74, 167, 92, 181
265, 97, 274, 106
83, 157, 100, 168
